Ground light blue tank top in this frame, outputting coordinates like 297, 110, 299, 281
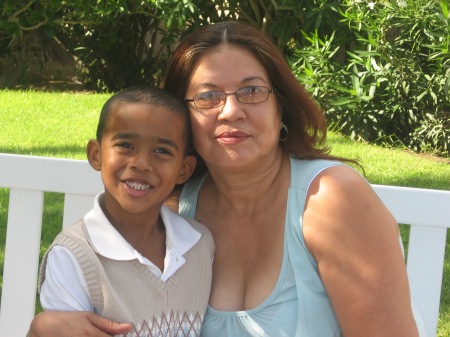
179, 157, 345, 337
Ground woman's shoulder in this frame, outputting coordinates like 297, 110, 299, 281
306, 163, 374, 214
289, 156, 352, 188
303, 162, 394, 258
182, 173, 208, 195
184, 216, 215, 254
184, 215, 210, 233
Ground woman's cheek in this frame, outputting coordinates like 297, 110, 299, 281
189, 114, 209, 151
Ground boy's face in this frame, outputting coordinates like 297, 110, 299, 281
87, 102, 195, 221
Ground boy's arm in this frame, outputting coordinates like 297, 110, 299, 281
40, 245, 93, 311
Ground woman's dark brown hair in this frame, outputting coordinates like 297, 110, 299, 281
163, 21, 359, 176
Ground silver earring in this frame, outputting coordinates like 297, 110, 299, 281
279, 123, 288, 142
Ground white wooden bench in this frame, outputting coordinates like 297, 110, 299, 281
0, 153, 449, 337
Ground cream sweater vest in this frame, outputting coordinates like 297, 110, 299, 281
39, 218, 214, 337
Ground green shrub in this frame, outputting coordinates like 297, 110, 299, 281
292, 0, 450, 157
412, 113, 450, 156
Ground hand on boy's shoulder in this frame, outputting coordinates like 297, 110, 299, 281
164, 189, 182, 213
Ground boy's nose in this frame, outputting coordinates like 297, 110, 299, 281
131, 153, 153, 171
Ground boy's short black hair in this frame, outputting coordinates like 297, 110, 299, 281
96, 86, 192, 153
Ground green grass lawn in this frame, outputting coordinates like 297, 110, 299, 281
1, 89, 449, 335
1, 90, 111, 158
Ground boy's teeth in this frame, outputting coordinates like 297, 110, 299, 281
126, 181, 150, 191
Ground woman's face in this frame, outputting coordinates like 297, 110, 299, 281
185, 45, 282, 172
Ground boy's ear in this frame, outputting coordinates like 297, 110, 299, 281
87, 139, 102, 171
176, 155, 197, 185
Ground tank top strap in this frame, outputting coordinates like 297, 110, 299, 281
179, 174, 208, 219
289, 157, 345, 190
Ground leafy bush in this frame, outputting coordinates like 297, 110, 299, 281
1, 0, 448, 156
411, 113, 450, 156
292, 0, 450, 157
50, 1, 174, 91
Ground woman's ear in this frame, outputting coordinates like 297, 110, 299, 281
176, 155, 197, 185
87, 139, 102, 171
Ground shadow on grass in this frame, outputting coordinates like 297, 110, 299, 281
369, 173, 450, 190
0, 145, 87, 159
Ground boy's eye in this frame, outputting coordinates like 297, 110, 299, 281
116, 142, 133, 149
154, 148, 172, 155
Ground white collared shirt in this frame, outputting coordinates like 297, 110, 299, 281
40, 193, 201, 312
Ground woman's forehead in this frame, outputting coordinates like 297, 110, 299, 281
188, 45, 269, 88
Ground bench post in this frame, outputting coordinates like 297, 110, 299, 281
407, 225, 447, 337
0, 189, 44, 337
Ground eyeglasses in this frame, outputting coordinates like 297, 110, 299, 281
184, 86, 276, 109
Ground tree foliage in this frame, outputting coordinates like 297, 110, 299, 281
1, 0, 448, 156
0, 0, 331, 90
0, 1, 57, 87
293, 0, 450, 157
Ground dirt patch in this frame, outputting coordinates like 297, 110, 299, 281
401, 149, 449, 164
13, 79, 89, 93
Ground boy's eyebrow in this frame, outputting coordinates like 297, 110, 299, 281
112, 133, 180, 151
111, 132, 139, 142
156, 137, 180, 151
112, 132, 138, 139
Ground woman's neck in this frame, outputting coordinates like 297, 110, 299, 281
203, 150, 290, 216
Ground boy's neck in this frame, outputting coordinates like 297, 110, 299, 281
99, 196, 167, 272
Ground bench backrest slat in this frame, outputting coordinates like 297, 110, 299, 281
1, 153, 449, 337
372, 184, 450, 227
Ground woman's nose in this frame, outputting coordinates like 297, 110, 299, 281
218, 94, 246, 121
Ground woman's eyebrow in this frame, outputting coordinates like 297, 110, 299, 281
191, 82, 218, 91
241, 76, 267, 83
192, 77, 267, 91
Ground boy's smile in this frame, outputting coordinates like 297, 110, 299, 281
87, 102, 195, 229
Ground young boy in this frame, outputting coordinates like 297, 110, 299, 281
38, 86, 214, 336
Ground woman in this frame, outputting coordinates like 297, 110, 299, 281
29, 21, 420, 336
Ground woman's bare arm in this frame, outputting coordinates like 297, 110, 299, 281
303, 165, 419, 337
28, 312, 132, 337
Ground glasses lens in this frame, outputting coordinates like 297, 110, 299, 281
237, 86, 269, 104
194, 91, 225, 109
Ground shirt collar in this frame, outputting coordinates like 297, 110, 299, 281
84, 193, 201, 263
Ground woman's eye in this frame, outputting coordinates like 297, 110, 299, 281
197, 91, 221, 99
242, 86, 261, 93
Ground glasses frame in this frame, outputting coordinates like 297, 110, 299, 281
184, 86, 277, 109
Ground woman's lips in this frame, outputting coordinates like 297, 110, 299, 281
217, 131, 249, 144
